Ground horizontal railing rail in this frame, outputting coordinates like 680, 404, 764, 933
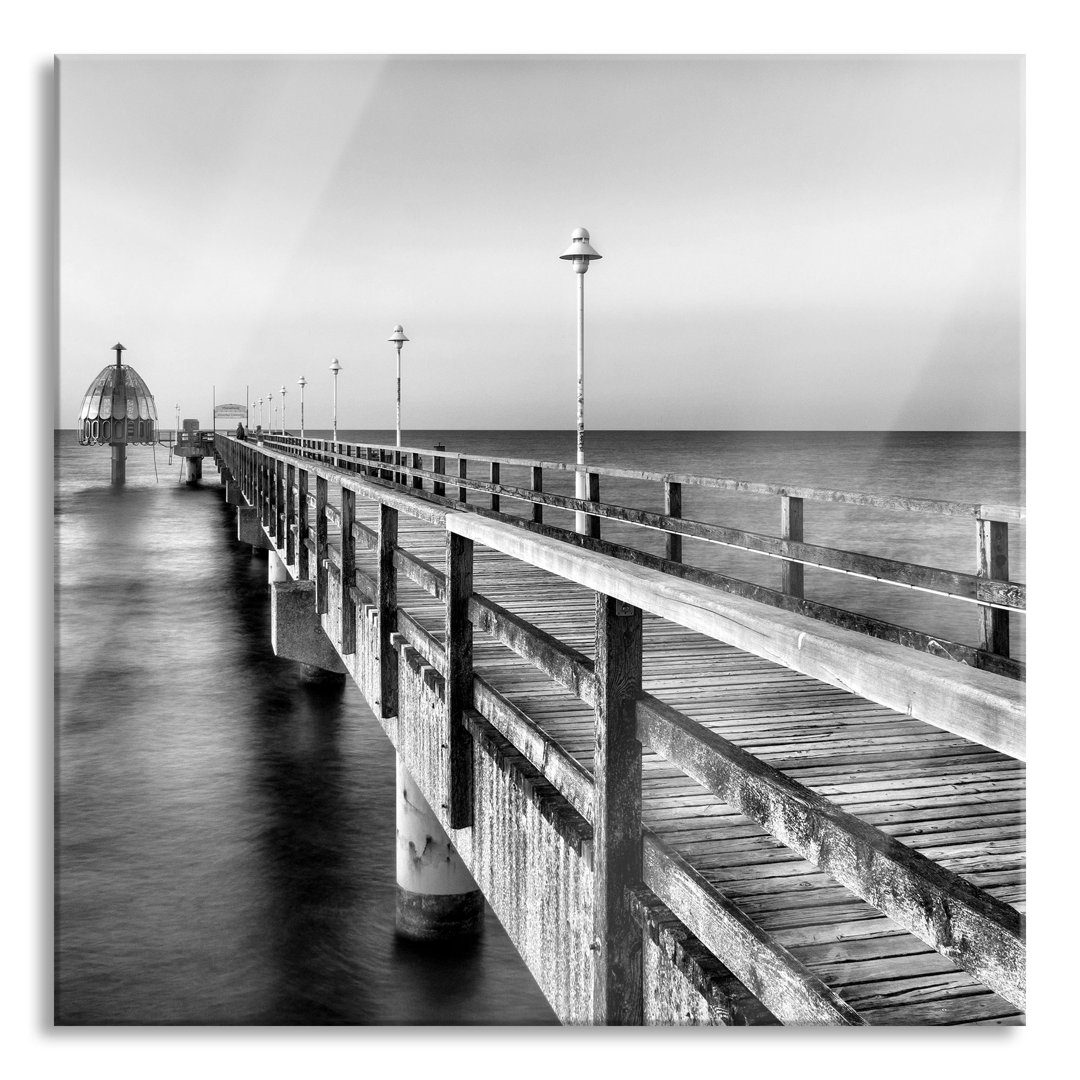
214, 436, 1026, 1023
257, 432, 1026, 679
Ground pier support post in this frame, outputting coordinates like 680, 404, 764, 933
781, 495, 804, 599
268, 547, 288, 585
592, 592, 644, 1025
236, 506, 271, 549
185, 456, 202, 484
110, 442, 126, 486
378, 504, 399, 719
395, 757, 483, 941
271, 579, 347, 675
445, 532, 475, 829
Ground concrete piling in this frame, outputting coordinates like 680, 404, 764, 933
395, 757, 483, 941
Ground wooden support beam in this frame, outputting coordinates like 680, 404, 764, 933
412, 452, 423, 490
587, 471, 601, 539
664, 480, 682, 564
340, 486, 356, 654
315, 475, 328, 615
445, 531, 475, 828
531, 466, 543, 524
285, 462, 296, 566
489, 461, 500, 511
458, 457, 468, 504
978, 518, 1010, 659
592, 592, 644, 1025
297, 468, 309, 580
378, 503, 399, 719
433, 445, 446, 497
781, 494, 804, 599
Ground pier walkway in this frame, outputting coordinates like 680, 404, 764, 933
213, 433, 1025, 1026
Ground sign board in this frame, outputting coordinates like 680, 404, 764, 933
214, 403, 248, 419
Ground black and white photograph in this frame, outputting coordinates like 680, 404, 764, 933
25, 5, 1066, 1064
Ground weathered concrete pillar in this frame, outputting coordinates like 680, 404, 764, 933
225, 479, 246, 506
396, 757, 483, 941
185, 456, 202, 484
237, 506, 271, 549
268, 547, 289, 585
270, 579, 347, 675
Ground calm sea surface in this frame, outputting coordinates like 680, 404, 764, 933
54, 429, 1025, 1025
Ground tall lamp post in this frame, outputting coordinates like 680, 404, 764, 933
559, 227, 602, 532
280, 384, 287, 436
257, 396, 263, 431
388, 325, 409, 483
297, 375, 307, 445
268, 389, 274, 435
330, 357, 341, 442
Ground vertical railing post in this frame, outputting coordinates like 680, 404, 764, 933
664, 480, 682, 564
297, 467, 309, 580
341, 486, 356, 654
315, 476, 329, 614
445, 531, 475, 828
587, 471, 601, 539
285, 462, 296, 566
413, 452, 423, 490
531, 466, 543, 524
977, 517, 1010, 659
433, 444, 446, 497
259, 454, 268, 529
378, 502, 399, 718
458, 458, 468, 504
592, 592, 644, 1025
276, 458, 286, 545
781, 495, 804, 599
489, 461, 500, 512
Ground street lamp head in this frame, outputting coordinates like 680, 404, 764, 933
280, 384, 286, 396
330, 357, 341, 375
388, 325, 409, 350
297, 375, 307, 389
559, 227, 602, 273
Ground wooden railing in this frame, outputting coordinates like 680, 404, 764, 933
215, 436, 1025, 1024
258, 432, 1026, 680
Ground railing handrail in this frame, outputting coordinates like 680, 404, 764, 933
239, 435, 1026, 676
260, 432, 1025, 523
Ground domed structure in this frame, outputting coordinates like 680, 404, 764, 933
77, 344, 158, 446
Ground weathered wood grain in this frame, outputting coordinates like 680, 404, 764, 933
635, 694, 1025, 1009
592, 593, 644, 1024
446, 531, 475, 828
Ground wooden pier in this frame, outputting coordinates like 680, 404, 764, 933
213, 433, 1025, 1026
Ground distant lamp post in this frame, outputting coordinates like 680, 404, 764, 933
280, 384, 287, 436
388, 325, 409, 484
268, 389, 274, 435
257, 396, 263, 430
175, 402, 180, 435
297, 375, 307, 443
330, 357, 342, 441
559, 227, 602, 532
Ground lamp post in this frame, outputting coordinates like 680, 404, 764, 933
388, 325, 409, 483
330, 357, 341, 442
280, 384, 287, 436
559, 227, 602, 532
297, 375, 307, 445
257, 396, 263, 431
268, 389, 274, 435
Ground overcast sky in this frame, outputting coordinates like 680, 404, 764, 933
58, 54, 1023, 432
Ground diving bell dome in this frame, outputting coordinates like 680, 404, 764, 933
77, 351, 159, 446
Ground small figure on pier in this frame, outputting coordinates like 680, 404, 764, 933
235, 422, 246, 441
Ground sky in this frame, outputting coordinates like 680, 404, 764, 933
59, 54, 1023, 433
